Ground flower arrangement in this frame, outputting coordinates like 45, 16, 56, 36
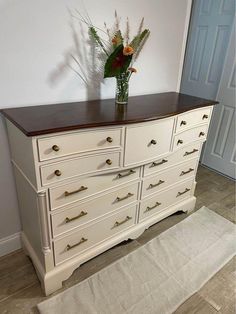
78, 11, 150, 104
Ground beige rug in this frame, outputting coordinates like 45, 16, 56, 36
38, 207, 236, 314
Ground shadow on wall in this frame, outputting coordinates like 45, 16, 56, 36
0, 114, 21, 239
48, 16, 106, 101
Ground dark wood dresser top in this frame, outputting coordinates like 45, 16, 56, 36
1, 92, 217, 136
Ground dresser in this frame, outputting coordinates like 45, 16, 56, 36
1, 92, 217, 295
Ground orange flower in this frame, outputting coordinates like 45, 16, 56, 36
128, 67, 137, 73
123, 45, 134, 56
112, 35, 122, 46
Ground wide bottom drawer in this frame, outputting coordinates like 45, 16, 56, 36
142, 158, 197, 198
143, 142, 202, 176
139, 179, 194, 221
49, 167, 141, 210
51, 182, 139, 237
54, 205, 137, 265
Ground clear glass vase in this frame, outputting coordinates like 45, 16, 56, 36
115, 73, 129, 105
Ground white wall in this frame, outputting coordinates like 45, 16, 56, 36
0, 0, 191, 255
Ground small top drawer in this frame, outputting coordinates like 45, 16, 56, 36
124, 118, 174, 166
173, 125, 209, 151
40, 151, 121, 186
176, 107, 212, 133
37, 128, 122, 161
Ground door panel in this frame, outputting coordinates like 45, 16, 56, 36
181, 0, 235, 99
202, 23, 235, 179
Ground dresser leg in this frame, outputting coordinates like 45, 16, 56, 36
41, 266, 78, 296
183, 208, 194, 214
42, 277, 63, 296
182, 196, 196, 214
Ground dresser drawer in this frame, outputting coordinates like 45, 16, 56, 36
139, 179, 194, 221
176, 107, 212, 133
142, 158, 197, 198
37, 128, 122, 161
49, 167, 141, 210
54, 204, 137, 265
173, 125, 208, 151
124, 118, 174, 166
51, 182, 139, 237
144, 142, 201, 176
40, 151, 121, 186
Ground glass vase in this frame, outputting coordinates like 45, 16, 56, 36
115, 73, 129, 105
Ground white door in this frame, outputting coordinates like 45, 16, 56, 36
181, 0, 235, 99
202, 23, 236, 179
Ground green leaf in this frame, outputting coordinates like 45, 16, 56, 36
130, 29, 150, 51
113, 30, 123, 47
89, 26, 108, 56
132, 30, 150, 62
104, 44, 132, 78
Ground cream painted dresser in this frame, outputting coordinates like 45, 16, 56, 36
2, 92, 217, 295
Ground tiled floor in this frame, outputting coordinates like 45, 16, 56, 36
0, 165, 235, 314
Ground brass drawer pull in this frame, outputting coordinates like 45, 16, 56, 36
180, 168, 194, 176
184, 148, 198, 156
149, 180, 165, 189
64, 186, 88, 197
180, 120, 187, 126
66, 237, 87, 251
117, 169, 136, 179
106, 159, 112, 165
177, 139, 183, 145
65, 211, 88, 223
116, 192, 134, 202
202, 114, 208, 119
144, 202, 162, 213
106, 137, 113, 143
112, 216, 132, 229
150, 159, 168, 168
52, 145, 60, 152
199, 131, 205, 137
176, 188, 190, 197
150, 139, 157, 145
54, 170, 62, 176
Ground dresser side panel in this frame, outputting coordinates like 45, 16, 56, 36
6, 120, 38, 188
14, 167, 48, 269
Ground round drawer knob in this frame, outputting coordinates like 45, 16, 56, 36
202, 114, 208, 120
52, 145, 60, 152
199, 132, 205, 137
150, 139, 157, 145
180, 120, 187, 126
106, 159, 112, 165
177, 139, 183, 145
106, 137, 113, 143
54, 170, 62, 176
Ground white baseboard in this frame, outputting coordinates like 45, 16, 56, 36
0, 232, 22, 257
